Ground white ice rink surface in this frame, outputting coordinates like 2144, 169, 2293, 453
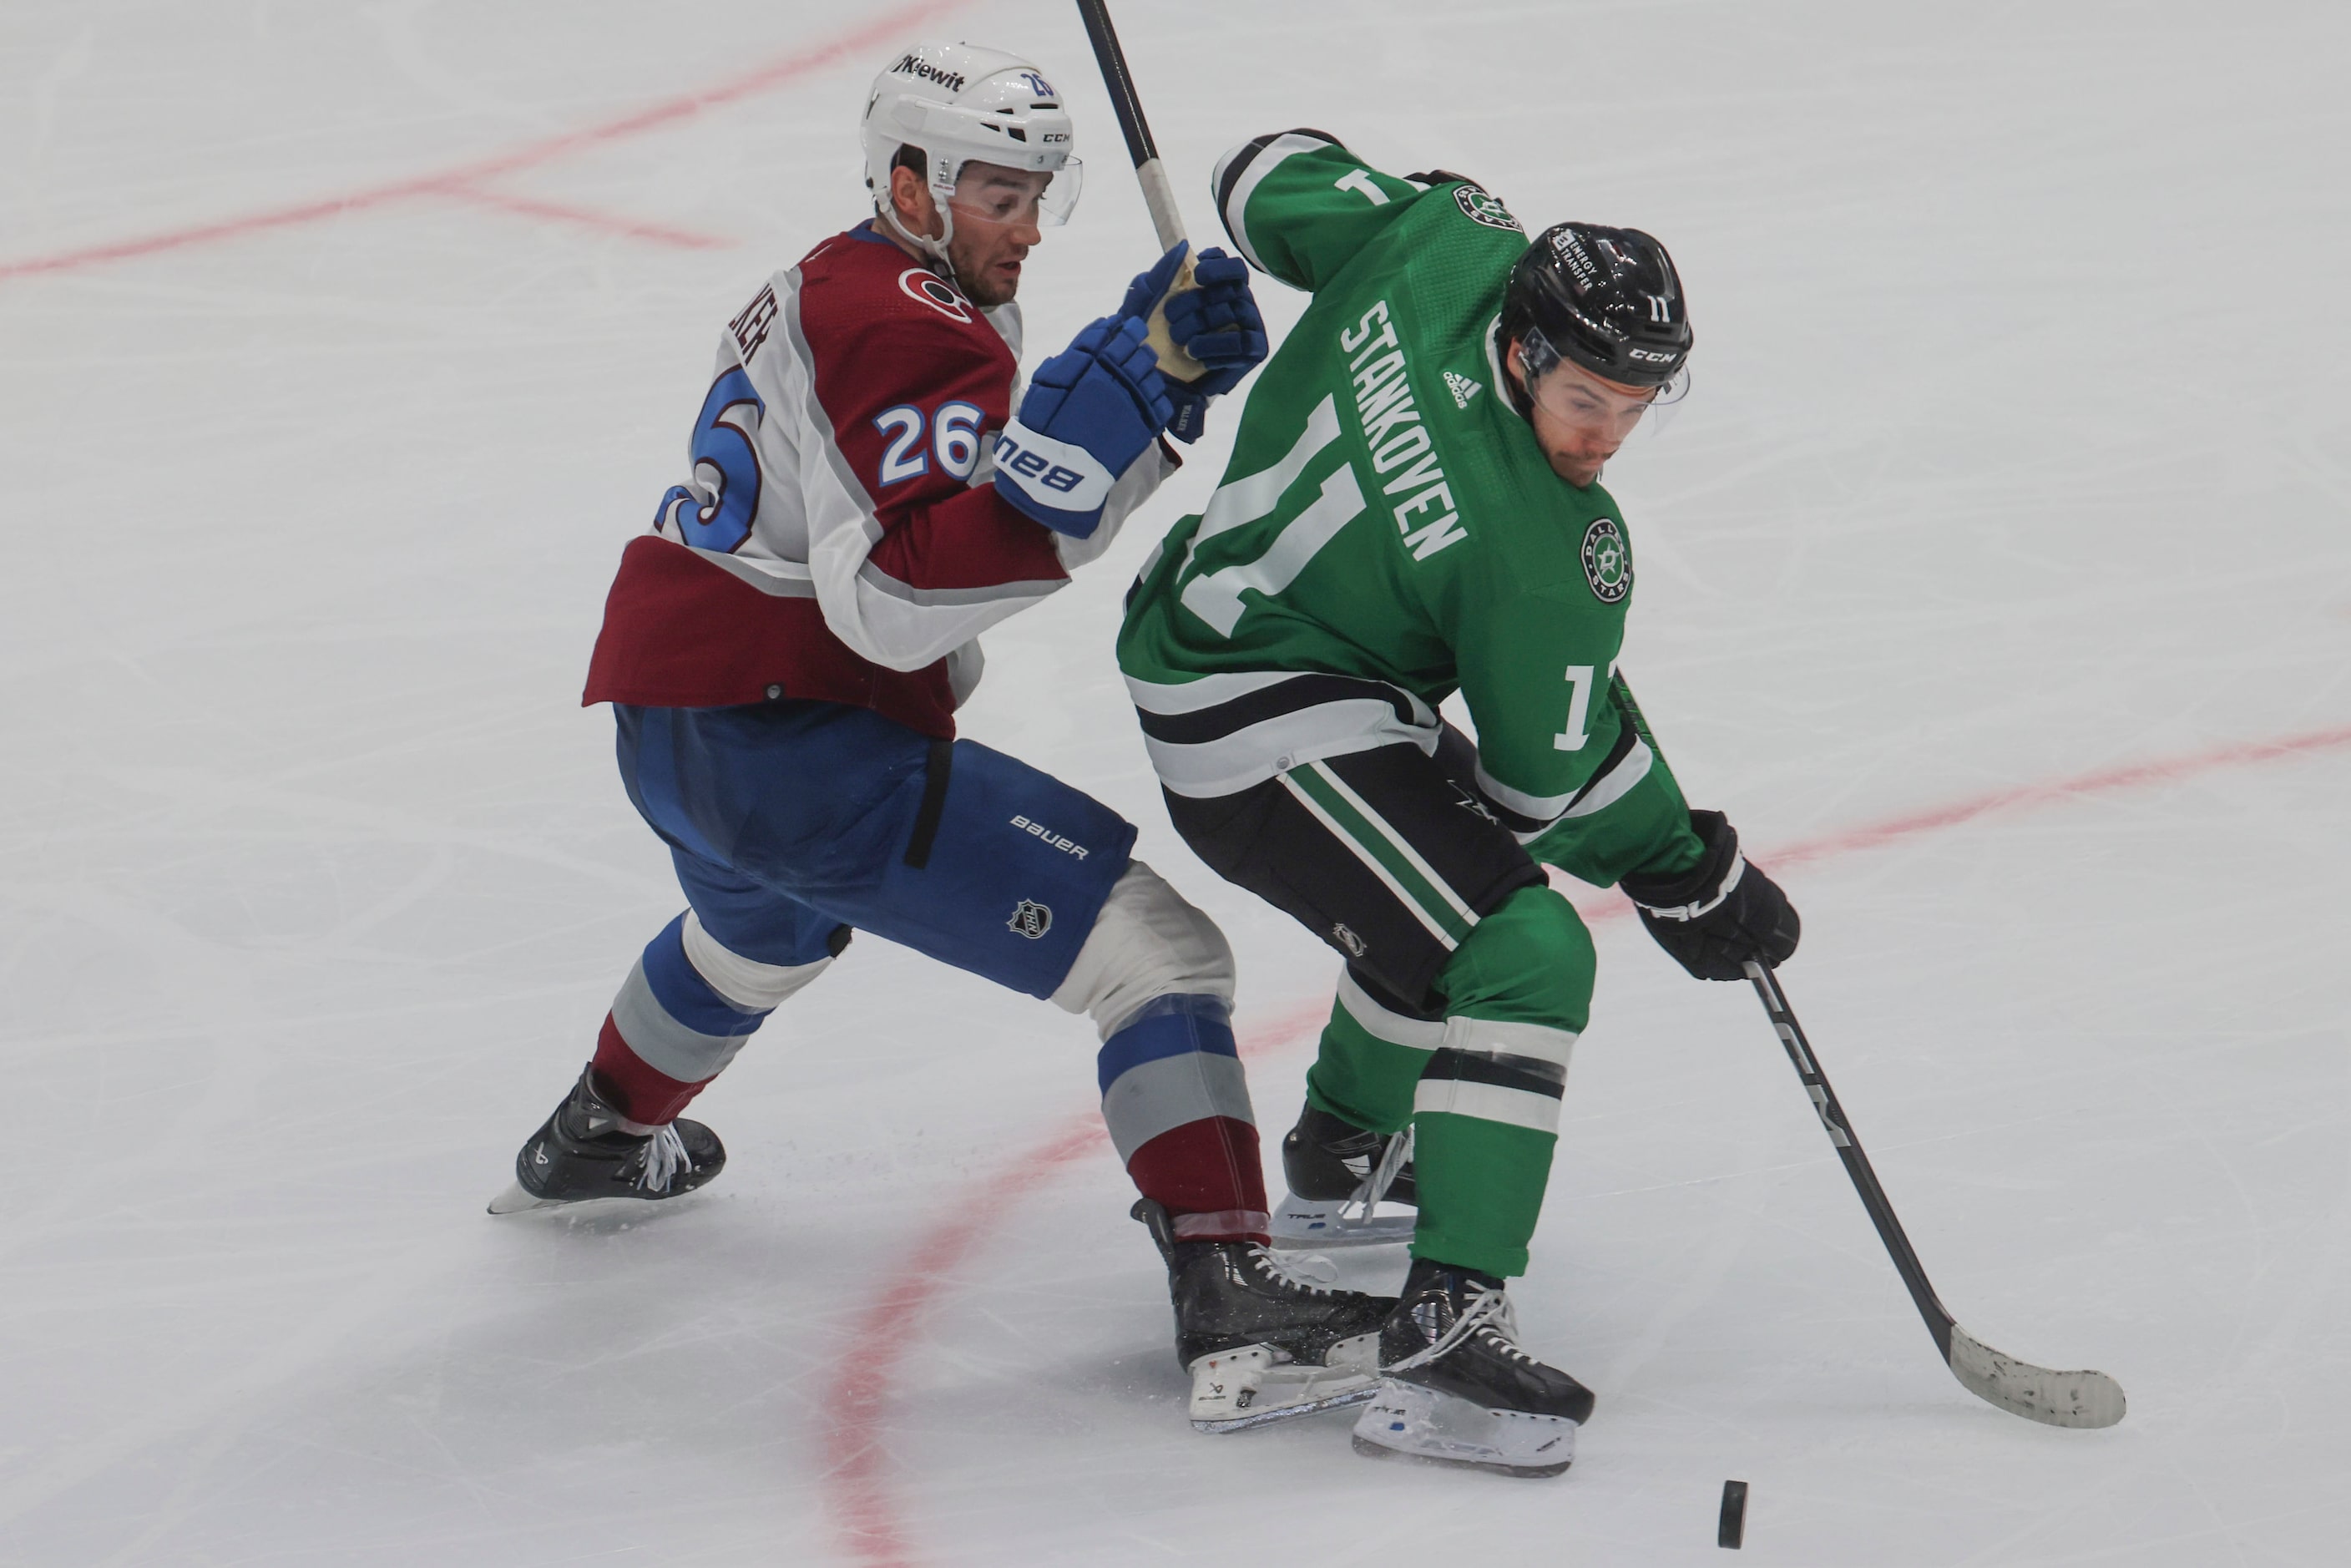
5, 1, 2349, 1562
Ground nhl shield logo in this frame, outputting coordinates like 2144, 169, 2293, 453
1008, 899, 1053, 939
1580, 516, 1633, 604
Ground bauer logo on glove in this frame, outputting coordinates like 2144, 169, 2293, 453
993, 313, 1173, 537
993, 425, 1113, 508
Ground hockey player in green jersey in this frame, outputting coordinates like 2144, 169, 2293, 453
1116, 130, 1802, 1476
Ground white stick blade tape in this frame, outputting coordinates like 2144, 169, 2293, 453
1948, 1324, 2127, 1429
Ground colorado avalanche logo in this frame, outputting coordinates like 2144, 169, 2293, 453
899, 267, 973, 323
1008, 899, 1053, 939
1580, 516, 1632, 603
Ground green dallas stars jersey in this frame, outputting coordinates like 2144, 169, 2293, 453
1117, 131, 1702, 888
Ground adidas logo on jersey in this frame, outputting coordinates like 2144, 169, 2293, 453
1444, 371, 1483, 409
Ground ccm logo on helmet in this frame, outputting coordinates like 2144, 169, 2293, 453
1628, 347, 1678, 363
898, 268, 973, 322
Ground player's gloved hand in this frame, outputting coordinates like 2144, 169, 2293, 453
1160, 247, 1267, 442
1113, 242, 1268, 443
993, 315, 1174, 539
1620, 810, 1800, 982
1118, 241, 1192, 325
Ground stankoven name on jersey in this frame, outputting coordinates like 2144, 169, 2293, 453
1339, 298, 1467, 562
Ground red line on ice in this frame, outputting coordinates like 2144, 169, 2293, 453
816, 717, 2351, 1565
0, 0, 972, 282
432, 182, 734, 251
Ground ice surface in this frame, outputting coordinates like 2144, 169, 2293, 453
3, 2, 2348, 1563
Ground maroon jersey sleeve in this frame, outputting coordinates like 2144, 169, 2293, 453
779, 247, 1071, 673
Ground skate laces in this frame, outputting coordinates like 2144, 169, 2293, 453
635, 1123, 692, 1194
1388, 1280, 1522, 1373
1249, 1245, 1342, 1293
1340, 1126, 1413, 1223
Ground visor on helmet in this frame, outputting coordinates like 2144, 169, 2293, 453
1519, 327, 1690, 438
943, 156, 1084, 228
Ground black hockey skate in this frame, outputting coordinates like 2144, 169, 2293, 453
1134, 1198, 1395, 1433
487, 1065, 726, 1215
1352, 1257, 1595, 1478
1271, 1103, 1417, 1250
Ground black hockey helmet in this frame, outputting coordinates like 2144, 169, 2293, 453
1500, 223, 1691, 390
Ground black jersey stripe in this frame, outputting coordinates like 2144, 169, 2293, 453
1419, 1048, 1567, 1098
1214, 127, 1342, 246
1134, 672, 1422, 746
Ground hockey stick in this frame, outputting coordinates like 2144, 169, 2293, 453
1071, 0, 1208, 382
1742, 959, 2126, 1429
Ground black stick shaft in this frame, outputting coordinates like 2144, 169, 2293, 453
1074, 0, 1158, 169
1743, 961, 1958, 1360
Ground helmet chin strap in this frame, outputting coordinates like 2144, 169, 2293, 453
879, 197, 957, 271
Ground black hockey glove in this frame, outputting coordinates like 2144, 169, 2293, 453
1619, 810, 1799, 982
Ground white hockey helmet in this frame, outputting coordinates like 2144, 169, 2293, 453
861, 42, 1081, 259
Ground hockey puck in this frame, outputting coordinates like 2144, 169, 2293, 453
1717, 1479, 1748, 1549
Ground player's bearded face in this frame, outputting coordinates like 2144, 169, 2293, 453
1507, 342, 1661, 488
893, 162, 1060, 308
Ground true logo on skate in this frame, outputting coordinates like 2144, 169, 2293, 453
1009, 815, 1089, 858
1580, 516, 1632, 603
1008, 899, 1053, 938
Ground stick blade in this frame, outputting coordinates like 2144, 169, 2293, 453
1948, 1324, 2126, 1429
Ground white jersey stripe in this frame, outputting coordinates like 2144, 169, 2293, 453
1412, 1076, 1564, 1135
1277, 771, 1456, 948
1308, 761, 1479, 929
1216, 132, 1336, 275
1336, 969, 1445, 1052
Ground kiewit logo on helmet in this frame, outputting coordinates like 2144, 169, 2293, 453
892, 53, 966, 93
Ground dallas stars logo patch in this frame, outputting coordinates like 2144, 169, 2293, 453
1443, 370, 1483, 409
1453, 185, 1522, 232
1580, 516, 1632, 603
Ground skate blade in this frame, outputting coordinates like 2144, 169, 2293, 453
1350, 1430, 1571, 1479
486, 1182, 569, 1216
1350, 1378, 1578, 1478
1267, 1193, 1416, 1250
1187, 1342, 1382, 1433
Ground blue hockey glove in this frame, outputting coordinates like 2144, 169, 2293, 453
993, 314, 1174, 539
1119, 241, 1192, 323
1162, 248, 1268, 443
1165, 249, 1268, 384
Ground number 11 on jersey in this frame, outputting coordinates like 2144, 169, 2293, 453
1554, 665, 1594, 751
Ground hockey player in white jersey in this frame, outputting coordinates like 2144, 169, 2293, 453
488, 42, 1393, 1434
